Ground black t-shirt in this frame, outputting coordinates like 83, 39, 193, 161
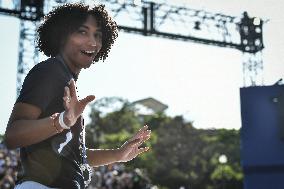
16, 57, 86, 189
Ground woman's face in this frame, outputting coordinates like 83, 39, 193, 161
60, 14, 103, 74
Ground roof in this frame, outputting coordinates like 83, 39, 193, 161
132, 97, 168, 113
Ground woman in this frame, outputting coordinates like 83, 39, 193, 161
4, 3, 151, 189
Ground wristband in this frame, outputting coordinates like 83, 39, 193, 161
50, 113, 63, 133
59, 111, 70, 129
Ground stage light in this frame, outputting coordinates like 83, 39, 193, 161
253, 17, 261, 25
194, 21, 201, 30
255, 27, 261, 33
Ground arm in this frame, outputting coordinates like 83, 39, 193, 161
87, 125, 151, 167
4, 102, 59, 149
86, 148, 121, 167
4, 79, 95, 149
5, 64, 63, 149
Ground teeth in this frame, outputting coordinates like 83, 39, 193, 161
81, 50, 96, 57
84, 50, 95, 54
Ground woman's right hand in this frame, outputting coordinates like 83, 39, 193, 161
62, 79, 95, 127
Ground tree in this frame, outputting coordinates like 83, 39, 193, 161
85, 97, 243, 189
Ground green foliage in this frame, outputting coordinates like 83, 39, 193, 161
211, 165, 243, 181
86, 97, 243, 189
86, 97, 140, 148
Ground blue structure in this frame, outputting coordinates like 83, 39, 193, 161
240, 85, 284, 189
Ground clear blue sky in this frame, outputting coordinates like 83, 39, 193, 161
1, 0, 284, 134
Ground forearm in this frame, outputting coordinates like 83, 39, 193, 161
86, 148, 121, 167
5, 117, 59, 149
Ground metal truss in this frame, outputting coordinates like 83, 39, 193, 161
17, 20, 39, 96
101, 0, 241, 48
0, 0, 65, 95
0, 0, 265, 94
242, 51, 264, 87
100, 0, 265, 86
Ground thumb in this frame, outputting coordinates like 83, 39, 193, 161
80, 95, 95, 106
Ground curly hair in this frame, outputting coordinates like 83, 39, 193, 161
37, 3, 118, 62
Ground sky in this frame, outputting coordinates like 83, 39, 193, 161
0, 0, 284, 134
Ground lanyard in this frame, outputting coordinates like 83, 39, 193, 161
56, 55, 92, 186
55, 55, 77, 80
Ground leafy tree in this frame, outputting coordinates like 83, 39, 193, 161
85, 97, 243, 189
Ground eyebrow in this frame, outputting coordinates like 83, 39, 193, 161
80, 25, 102, 32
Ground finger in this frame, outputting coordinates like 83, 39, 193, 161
80, 95, 96, 107
135, 129, 151, 141
140, 125, 148, 132
137, 147, 150, 155
66, 87, 71, 103
65, 86, 71, 99
138, 135, 151, 146
134, 125, 149, 138
63, 87, 68, 98
142, 130, 151, 136
63, 86, 68, 97
63, 98, 70, 110
128, 125, 150, 143
64, 85, 67, 94
127, 138, 141, 147
63, 87, 71, 109
68, 79, 77, 98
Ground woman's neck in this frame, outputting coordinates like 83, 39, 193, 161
59, 53, 81, 76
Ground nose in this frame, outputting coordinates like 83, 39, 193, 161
86, 34, 97, 48
87, 34, 102, 52
89, 36, 97, 47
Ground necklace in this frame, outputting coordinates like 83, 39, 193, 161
56, 55, 92, 187
79, 113, 93, 187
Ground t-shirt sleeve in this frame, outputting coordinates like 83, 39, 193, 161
16, 63, 64, 112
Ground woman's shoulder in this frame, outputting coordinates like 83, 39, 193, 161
31, 57, 63, 73
26, 57, 70, 82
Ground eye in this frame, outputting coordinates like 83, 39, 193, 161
78, 29, 87, 35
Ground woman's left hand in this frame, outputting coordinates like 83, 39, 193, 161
117, 125, 151, 162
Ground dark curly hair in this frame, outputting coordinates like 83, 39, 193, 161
37, 3, 118, 62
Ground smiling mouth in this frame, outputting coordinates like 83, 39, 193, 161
81, 50, 96, 57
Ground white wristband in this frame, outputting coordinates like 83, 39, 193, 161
59, 111, 70, 129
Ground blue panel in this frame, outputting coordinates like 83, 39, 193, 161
244, 172, 284, 189
240, 85, 284, 189
240, 85, 284, 167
